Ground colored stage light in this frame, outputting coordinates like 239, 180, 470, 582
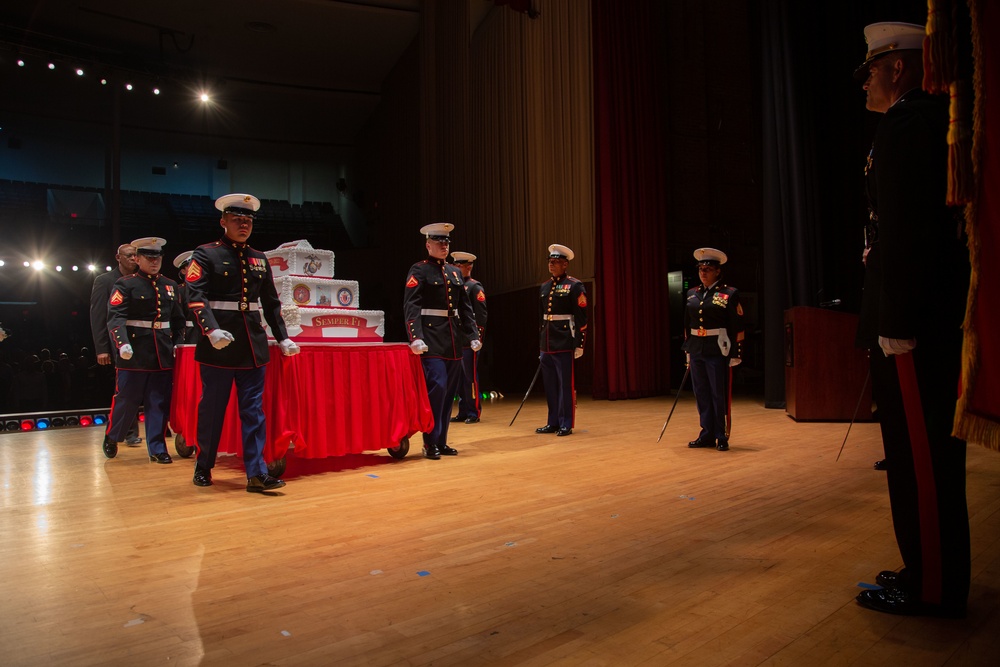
92, 414, 107, 425
21, 419, 35, 431
137, 413, 144, 423
79, 415, 93, 427
51, 417, 66, 427
4, 420, 19, 431
66, 416, 80, 426
35, 418, 51, 429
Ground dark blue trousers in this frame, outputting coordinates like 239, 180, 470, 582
196, 364, 268, 477
540, 351, 575, 429
689, 353, 729, 442
455, 347, 481, 419
421, 356, 463, 448
106, 369, 172, 456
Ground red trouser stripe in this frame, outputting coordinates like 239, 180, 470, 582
895, 352, 943, 605
725, 366, 733, 438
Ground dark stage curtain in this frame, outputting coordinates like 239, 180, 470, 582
590, 0, 670, 400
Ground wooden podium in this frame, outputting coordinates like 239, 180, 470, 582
784, 307, 872, 421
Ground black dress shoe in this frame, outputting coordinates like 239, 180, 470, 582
450, 415, 464, 422
193, 468, 213, 487
102, 436, 118, 459
856, 587, 966, 618
464, 416, 480, 424
149, 452, 173, 464
875, 569, 903, 588
556, 427, 573, 436
874, 459, 888, 471
716, 439, 729, 451
247, 473, 286, 493
536, 425, 558, 434
688, 438, 712, 448
423, 445, 441, 460
438, 445, 458, 456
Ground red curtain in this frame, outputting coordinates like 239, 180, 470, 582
591, 0, 670, 399
955, 0, 1000, 450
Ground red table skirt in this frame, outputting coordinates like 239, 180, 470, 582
169, 343, 433, 461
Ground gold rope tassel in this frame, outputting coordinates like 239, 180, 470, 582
947, 80, 974, 206
923, 0, 956, 93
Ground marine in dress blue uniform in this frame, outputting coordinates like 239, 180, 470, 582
184, 193, 300, 492
90, 243, 142, 444
681, 247, 743, 451
535, 244, 588, 436
449, 251, 488, 424
851, 23, 970, 618
101, 237, 187, 463
172, 250, 201, 344
403, 223, 481, 459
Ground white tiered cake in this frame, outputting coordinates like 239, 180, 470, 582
263, 239, 385, 342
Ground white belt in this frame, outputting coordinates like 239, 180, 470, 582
543, 314, 573, 321
126, 320, 171, 329
691, 328, 722, 337
209, 300, 259, 312
421, 308, 458, 317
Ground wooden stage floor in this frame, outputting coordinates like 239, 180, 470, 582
1, 395, 998, 666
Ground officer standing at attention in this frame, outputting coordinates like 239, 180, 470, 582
851, 22, 970, 618
101, 238, 187, 462
172, 250, 200, 344
185, 193, 300, 492
681, 247, 743, 451
90, 242, 143, 446
450, 251, 488, 424
536, 244, 588, 437
403, 223, 481, 459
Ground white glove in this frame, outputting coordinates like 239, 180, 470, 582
685, 353, 690, 367
119, 344, 133, 360
574, 348, 584, 359
209, 329, 235, 350
729, 357, 742, 367
280, 339, 300, 356
410, 339, 428, 355
879, 335, 916, 356
470, 339, 482, 352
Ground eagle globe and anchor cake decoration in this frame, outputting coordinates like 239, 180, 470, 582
263, 239, 384, 342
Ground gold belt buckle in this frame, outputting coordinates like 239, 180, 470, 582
697, 328, 707, 337
239, 302, 248, 311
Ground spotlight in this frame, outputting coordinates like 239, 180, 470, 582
47, 63, 55, 70
23, 261, 29, 267
105, 265, 112, 272
21, 419, 35, 431
199, 93, 210, 103
153, 87, 160, 95
36, 418, 51, 429
72, 266, 79, 271
32, 261, 44, 271
125, 83, 133, 91
87, 264, 96, 272
100, 78, 108, 85
92, 414, 107, 426
78, 415, 93, 427
137, 413, 145, 423
17, 59, 25, 67
76, 68, 84, 76
0, 260, 4, 266
56, 266, 63, 272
